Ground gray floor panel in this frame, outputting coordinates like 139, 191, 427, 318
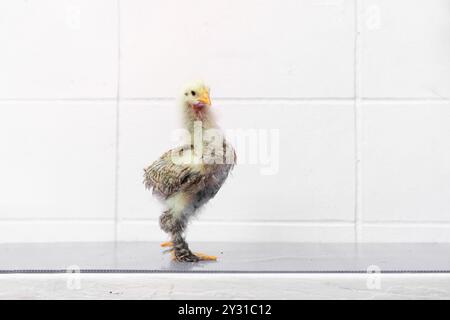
0, 242, 449, 273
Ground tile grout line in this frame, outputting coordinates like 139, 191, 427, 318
3, 219, 450, 227
354, 0, 363, 243
113, 0, 121, 243
117, 220, 357, 225
114, 220, 450, 227
0, 97, 448, 103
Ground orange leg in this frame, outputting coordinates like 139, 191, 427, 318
194, 252, 217, 261
160, 241, 173, 247
163, 241, 217, 262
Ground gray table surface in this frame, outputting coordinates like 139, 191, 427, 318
0, 242, 449, 273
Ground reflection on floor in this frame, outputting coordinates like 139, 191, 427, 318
0, 242, 449, 273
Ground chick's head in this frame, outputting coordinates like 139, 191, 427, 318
180, 81, 211, 112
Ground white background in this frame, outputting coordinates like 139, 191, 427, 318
0, 0, 449, 243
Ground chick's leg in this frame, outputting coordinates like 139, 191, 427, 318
160, 241, 173, 247
170, 216, 218, 262
162, 194, 217, 262
158, 207, 197, 262
171, 232, 199, 263
193, 252, 217, 261
173, 216, 218, 261
159, 210, 175, 247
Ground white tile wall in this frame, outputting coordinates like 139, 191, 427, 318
0, 221, 115, 243
362, 102, 450, 222
361, 0, 450, 98
117, 220, 355, 243
0, 102, 116, 220
361, 223, 450, 243
120, 0, 355, 98
0, 0, 118, 99
0, 0, 449, 243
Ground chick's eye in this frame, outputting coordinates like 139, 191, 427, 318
191, 90, 196, 96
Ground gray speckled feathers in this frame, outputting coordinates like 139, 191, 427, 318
143, 145, 203, 199
143, 142, 236, 201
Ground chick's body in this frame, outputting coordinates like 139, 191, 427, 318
144, 82, 235, 262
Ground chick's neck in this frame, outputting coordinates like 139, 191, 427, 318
184, 104, 218, 138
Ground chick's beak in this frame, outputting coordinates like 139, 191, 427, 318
198, 90, 211, 106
